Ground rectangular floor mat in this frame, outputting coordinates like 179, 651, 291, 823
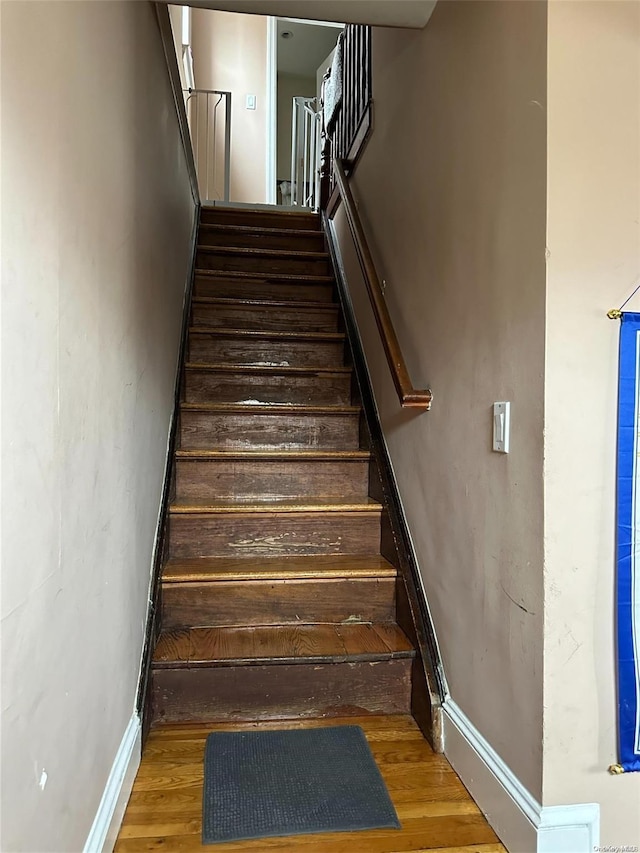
202, 725, 401, 844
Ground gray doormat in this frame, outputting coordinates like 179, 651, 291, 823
202, 725, 401, 844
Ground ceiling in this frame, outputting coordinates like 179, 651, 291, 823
277, 20, 342, 78
171, 1, 438, 29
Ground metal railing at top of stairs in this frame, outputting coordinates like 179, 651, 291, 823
184, 88, 231, 203
290, 96, 322, 210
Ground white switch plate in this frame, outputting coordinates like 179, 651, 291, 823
493, 401, 510, 453
245, 94, 256, 110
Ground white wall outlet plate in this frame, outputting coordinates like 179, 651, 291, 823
493, 401, 510, 453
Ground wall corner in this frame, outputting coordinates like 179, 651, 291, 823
443, 698, 600, 853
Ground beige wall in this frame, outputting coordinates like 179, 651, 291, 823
277, 73, 316, 182
0, 2, 195, 850
191, 9, 267, 203
544, 0, 640, 844
169, 4, 185, 72
168, 4, 190, 92
333, 0, 548, 797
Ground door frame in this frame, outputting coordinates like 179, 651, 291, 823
266, 17, 344, 207
266, 16, 278, 204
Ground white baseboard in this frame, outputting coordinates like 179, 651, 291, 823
84, 713, 141, 853
442, 698, 600, 853
537, 805, 601, 853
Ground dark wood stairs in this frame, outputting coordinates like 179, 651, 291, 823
150, 205, 420, 726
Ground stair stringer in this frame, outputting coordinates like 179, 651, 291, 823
323, 210, 446, 752
136, 204, 201, 743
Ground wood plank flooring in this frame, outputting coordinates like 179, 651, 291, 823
153, 623, 415, 667
116, 715, 505, 853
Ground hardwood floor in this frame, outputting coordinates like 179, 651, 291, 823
115, 715, 505, 853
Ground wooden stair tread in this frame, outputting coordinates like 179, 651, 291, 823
192, 296, 338, 311
197, 245, 329, 260
198, 223, 323, 238
188, 327, 345, 341
153, 623, 415, 668
162, 554, 397, 583
150, 204, 421, 728
180, 402, 359, 414
169, 497, 382, 514
174, 450, 370, 460
195, 268, 334, 283
184, 362, 351, 375
201, 205, 319, 219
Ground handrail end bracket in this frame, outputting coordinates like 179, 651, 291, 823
401, 389, 433, 411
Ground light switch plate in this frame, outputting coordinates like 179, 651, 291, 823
246, 94, 256, 110
493, 402, 510, 453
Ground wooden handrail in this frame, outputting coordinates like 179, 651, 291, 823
328, 159, 432, 410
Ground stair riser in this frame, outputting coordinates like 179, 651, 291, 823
192, 303, 339, 333
152, 659, 412, 723
200, 208, 320, 231
161, 577, 396, 629
194, 276, 334, 303
196, 250, 331, 277
188, 335, 344, 367
174, 459, 370, 502
179, 411, 360, 450
184, 371, 352, 406
198, 229, 324, 252
152, 208, 418, 733
168, 511, 381, 557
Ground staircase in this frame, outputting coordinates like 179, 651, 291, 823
150, 206, 418, 725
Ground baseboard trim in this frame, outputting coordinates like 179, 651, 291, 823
84, 714, 141, 853
538, 805, 601, 853
443, 699, 600, 853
